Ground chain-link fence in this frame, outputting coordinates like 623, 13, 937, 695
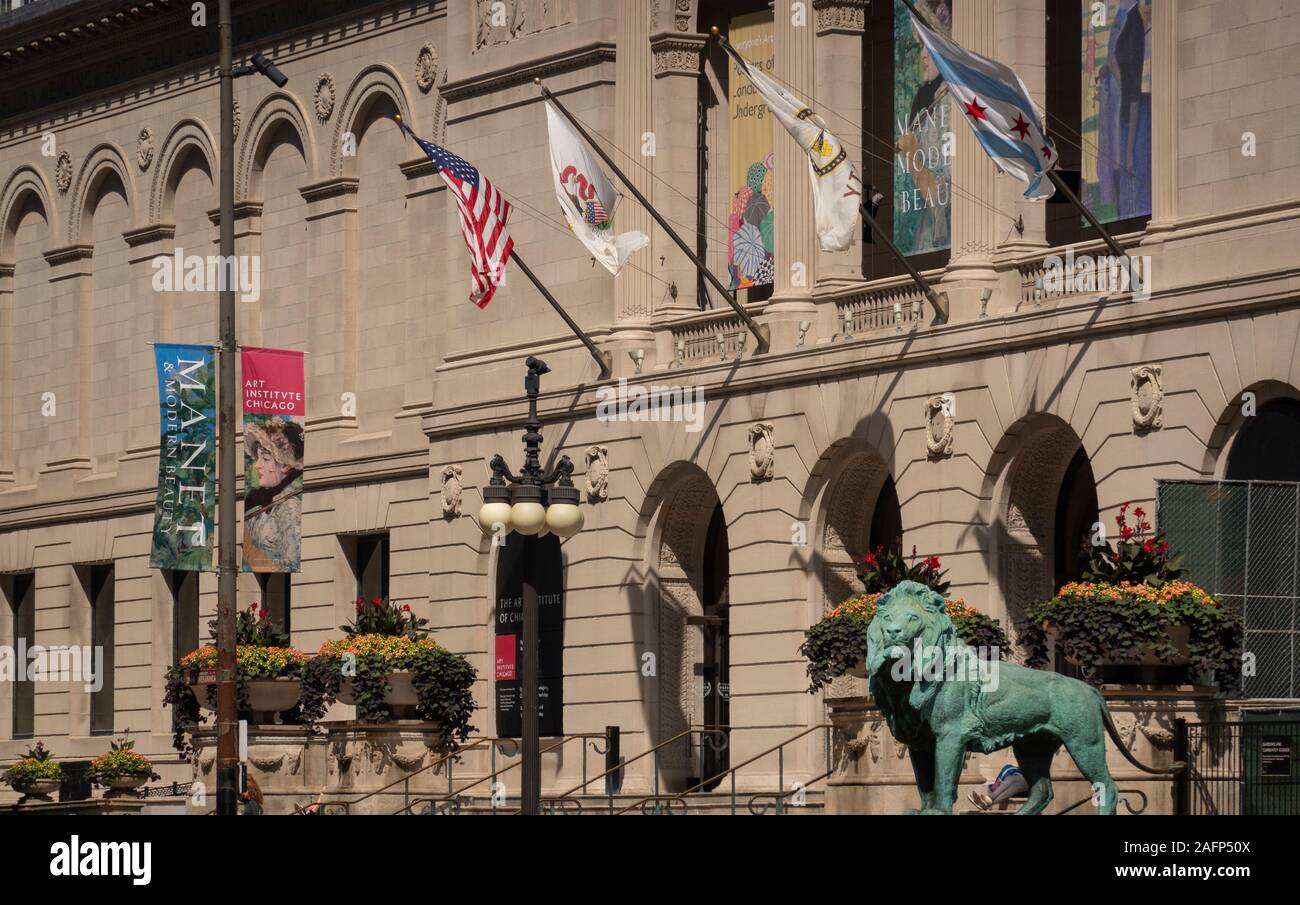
1157, 480, 1300, 699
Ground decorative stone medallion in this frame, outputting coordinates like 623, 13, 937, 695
136, 126, 154, 171
232, 98, 241, 141
315, 72, 336, 122
748, 422, 775, 481
440, 464, 463, 518
584, 445, 609, 502
1130, 364, 1163, 431
924, 393, 954, 458
416, 44, 439, 93
55, 150, 72, 194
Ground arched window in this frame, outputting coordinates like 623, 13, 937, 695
1226, 398, 1300, 482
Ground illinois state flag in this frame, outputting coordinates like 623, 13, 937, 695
907, 7, 1058, 200
720, 36, 861, 252
545, 101, 648, 275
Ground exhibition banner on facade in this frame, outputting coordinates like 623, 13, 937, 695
149, 343, 217, 572
894, 0, 953, 256
1082, 0, 1152, 224
241, 347, 305, 573
727, 11, 776, 291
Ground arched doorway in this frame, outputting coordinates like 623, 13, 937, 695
648, 468, 729, 792
1226, 398, 1300, 481
993, 418, 1097, 643
818, 448, 901, 611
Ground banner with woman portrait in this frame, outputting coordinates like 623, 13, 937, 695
727, 10, 776, 291
893, 0, 953, 256
241, 348, 305, 573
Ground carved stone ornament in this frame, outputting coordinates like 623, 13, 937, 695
924, 394, 955, 458
1130, 364, 1163, 431
416, 44, 439, 93
55, 150, 72, 194
247, 751, 285, 772
232, 98, 241, 141
748, 422, 775, 482
650, 33, 706, 78
315, 72, 336, 122
441, 464, 463, 518
136, 126, 154, 171
584, 445, 609, 502
813, 0, 868, 35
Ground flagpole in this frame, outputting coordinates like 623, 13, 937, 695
391, 114, 612, 380
1045, 169, 1127, 260
710, 28, 948, 326
535, 81, 771, 356
898, 0, 1127, 262
509, 249, 613, 380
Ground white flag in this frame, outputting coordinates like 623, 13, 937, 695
545, 102, 649, 276
721, 40, 861, 252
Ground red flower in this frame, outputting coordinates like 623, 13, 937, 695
1120, 502, 1129, 512
1142, 539, 1155, 555
1111, 552, 1121, 562
258, 608, 269, 620
248, 603, 258, 611
864, 553, 878, 566
355, 597, 363, 605
1139, 521, 1151, 532
1120, 525, 1134, 540
1133, 507, 1145, 519
402, 604, 411, 612
354, 601, 363, 612
925, 556, 941, 571
371, 597, 383, 606
1115, 514, 1125, 526
1160, 541, 1169, 554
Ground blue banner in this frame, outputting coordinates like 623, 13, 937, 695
149, 344, 217, 571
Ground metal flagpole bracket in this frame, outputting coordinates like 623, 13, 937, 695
536, 79, 771, 356
858, 199, 949, 326
1046, 167, 1126, 261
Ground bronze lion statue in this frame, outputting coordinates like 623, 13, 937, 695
866, 581, 1181, 814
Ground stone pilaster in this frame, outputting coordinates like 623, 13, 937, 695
1144, 0, 1179, 242
942, 0, 1000, 320
0, 262, 12, 484
41, 244, 94, 477
649, 29, 708, 317
813, 0, 868, 286
123, 223, 176, 457
300, 178, 359, 439
611, 0, 656, 371
995, 0, 1049, 256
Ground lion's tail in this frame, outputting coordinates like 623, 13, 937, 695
1099, 695, 1186, 776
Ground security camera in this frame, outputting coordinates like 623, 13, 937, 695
247, 52, 288, 87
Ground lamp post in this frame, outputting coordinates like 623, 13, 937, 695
478, 357, 584, 815
215, 0, 287, 816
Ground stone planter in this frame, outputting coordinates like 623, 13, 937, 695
104, 774, 150, 795
190, 724, 327, 816
11, 778, 60, 801
337, 670, 418, 707
321, 721, 449, 815
188, 677, 303, 716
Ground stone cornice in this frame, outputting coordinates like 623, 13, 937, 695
43, 243, 93, 266
649, 31, 707, 79
420, 265, 1300, 441
440, 41, 616, 103
399, 157, 436, 179
205, 201, 263, 227
122, 223, 175, 247
300, 176, 360, 204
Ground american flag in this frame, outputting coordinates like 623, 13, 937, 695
414, 136, 514, 308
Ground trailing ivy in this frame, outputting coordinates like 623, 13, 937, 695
1017, 581, 1243, 691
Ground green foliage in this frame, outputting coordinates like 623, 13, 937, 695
1018, 581, 1243, 691
856, 545, 951, 596
90, 735, 159, 785
4, 741, 62, 784
1076, 502, 1185, 586
341, 597, 431, 640
207, 602, 290, 648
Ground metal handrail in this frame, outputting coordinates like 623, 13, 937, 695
394, 732, 608, 815
534, 725, 730, 815
615, 723, 832, 815
1055, 787, 1149, 815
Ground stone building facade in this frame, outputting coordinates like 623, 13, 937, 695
1, 0, 1299, 806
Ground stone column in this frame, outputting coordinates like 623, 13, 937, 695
763, 0, 818, 349
611, 0, 657, 372
123, 224, 176, 458
996, 0, 1050, 257
813, 0, 868, 287
1143, 0, 1178, 243
941, 0, 1000, 322
648, 25, 708, 319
